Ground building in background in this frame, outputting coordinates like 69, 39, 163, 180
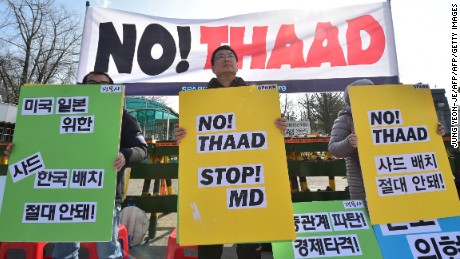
125, 97, 179, 141
0, 102, 17, 142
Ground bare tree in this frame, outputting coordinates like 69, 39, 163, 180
143, 96, 170, 106
298, 93, 317, 131
279, 93, 299, 121
0, 0, 82, 104
299, 92, 345, 134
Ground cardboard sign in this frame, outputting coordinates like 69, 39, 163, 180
272, 200, 382, 259
177, 85, 295, 245
349, 84, 460, 224
374, 216, 460, 258
0, 84, 124, 242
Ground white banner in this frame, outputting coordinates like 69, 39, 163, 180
78, 2, 398, 95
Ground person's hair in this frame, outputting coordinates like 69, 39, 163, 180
211, 45, 238, 66
344, 79, 374, 105
81, 71, 114, 84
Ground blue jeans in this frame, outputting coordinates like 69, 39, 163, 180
52, 203, 123, 259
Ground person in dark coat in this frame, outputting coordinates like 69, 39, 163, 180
175, 45, 286, 259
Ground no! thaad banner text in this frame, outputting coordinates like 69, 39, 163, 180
78, 2, 398, 95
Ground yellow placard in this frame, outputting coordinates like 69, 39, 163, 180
177, 86, 295, 245
349, 84, 460, 224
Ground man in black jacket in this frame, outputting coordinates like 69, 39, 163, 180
175, 45, 286, 259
